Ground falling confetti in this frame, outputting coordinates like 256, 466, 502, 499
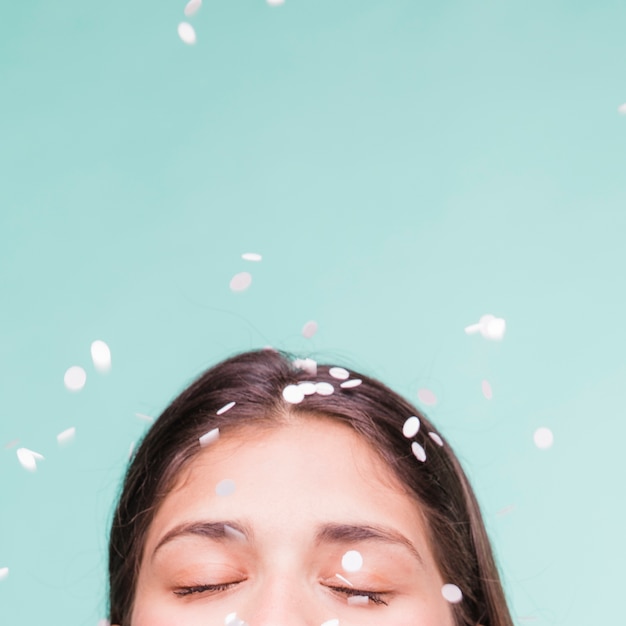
4, 439, 19, 449
496, 504, 516, 517
428, 432, 444, 446
298, 381, 317, 395
441, 583, 463, 603
199, 427, 220, 447
340, 379, 362, 389
533, 427, 554, 450
402, 416, 420, 438
0, 567, 8, 581
618, 103, 626, 115
329, 367, 349, 380
64, 365, 86, 391
184, 0, 202, 16
91, 340, 111, 372
241, 252, 262, 261
341, 550, 363, 572
465, 314, 506, 341
411, 441, 426, 462
417, 388, 437, 406
283, 384, 305, 404
135, 413, 154, 422
17, 448, 44, 472
57, 427, 76, 446
230, 271, 252, 292
129, 441, 135, 459
267, 0, 285, 5
293, 357, 317, 376
215, 479, 236, 496
482, 379, 493, 399
217, 401, 236, 415
321, 620, 339, 626
178, 22, 197, 45
315, 382, 334, 396
302, 320, 318, 338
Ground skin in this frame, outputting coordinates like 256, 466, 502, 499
122, 416, 456, 626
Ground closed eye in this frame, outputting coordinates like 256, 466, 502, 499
173, 582, 242, 597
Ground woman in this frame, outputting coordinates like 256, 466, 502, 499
108, 348, 514, 626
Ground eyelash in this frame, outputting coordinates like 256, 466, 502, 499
174, 583, 389, 606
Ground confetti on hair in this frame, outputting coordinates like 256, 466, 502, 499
217, 401, 236, 415
199, 427, 220, 447
91, 340, 111, 372
428, 432, 444, 447
335, 573, 353, 586
347, 595, 369, 606
184, 0, 202, 16
411, 441, 426, 463
57, 427, 76, 446
481, 379, 493, 400
315, 381, 334, 396
215, 479, 236, 496
283, 384, 305, 404
320, 620, 339, 626
340, 379, 362, 389
293, 357, 317, 376
417, 388, 437, 406
17, 448, 44, 472
402, 416, 420, 438
224, 524, 246, 541
533, 427, 553, 449
0, 567, 8, 581
241, 252, 262, 261
230, 271, 252, 292
441, 583, 463, 603
341, 550, 363, 572
302, 320, 318, 339
178, 22, 197, 44
298, 381, 317, 395
329, 367, 349, 380
64, 366, 86, 391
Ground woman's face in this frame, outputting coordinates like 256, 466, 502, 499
129, 416, 456, 626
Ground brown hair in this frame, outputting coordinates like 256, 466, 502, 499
108, 348, 514, 626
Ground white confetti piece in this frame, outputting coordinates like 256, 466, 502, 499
533, 427, 553, 450
329, 367, 349, 380
0, 567, 8, 581
184, 0, 202, 16
340, 378, 362, 389
341, 550, 363, 572
64, 365, 86, 391
417, 388, 437, 406
428, 431, 444, 446
230, 271, 252, 292
129, 441, 135, 459
241, 252, 262, 261
215, 478, 236, 496
442, 583, 463, 603
97, 619, 110, 626
302, 320, 318, 339
217, 401, 236, 415
17, 447, 44, 472
91, 340, 111, 372
321, 620, 339, 626
135, 413, 154, 422
293, 357, 317, 376
465, 314, 506, 340
224, 524, 246, 541
298, 381, 317, 395
411, 441, 426, 463
402, 416, 420, 438
347, 595, 369, 605
225, 613, 249, 626
199, 427, 220, 447
178, 22, 196, 45
283, 384, 305, 404
496, 504, 516, 517
57, 427, 76, 446
335, 573, 353, 586
481, 379, 493, 399
618, 103, 626, 115
267, 0, 285, 5
315, 381, 334, 396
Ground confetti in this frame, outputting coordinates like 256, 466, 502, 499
217, 401, 236, 415
402, 416, 420, 438
0, 567, 8, 581
481, 379, 493, 400
293, 358, 317, 376
64, 365, 86, 391
215, 479, 236, 496
315, 381, 334, 396
230, 271, 252, 292
341, 549, 363, 572
340, 378, 362, 389
302, 320, 318, 339
496, 504, 516, 517
267, 0, 285, 5
335, 573, 353, 586
347, 595, 369, 605
329, 367, 349, 380
57, 427, 76, 446
321, 620, 339, 626
241, 252, 262, 261
135, 413, 154, 422
91, 340, 111, 372
225, 613, 249, 626
184, 0, 202, 16
17, 447, 44, 472
298, 381, 317, 395
411, 441, 426, 463
533, 427, 554, 450
199, 427, 220, 447
465, 314, 506, 340
97, 620, 110, 626
618, 103, 626, 115
224, 524, 246, 541
178, 22, 196, 45
283, 384, 305, 404
417, 388, 437, 406
441, 583, 463, 603
4, 439, 19, 449
428, 432, 444, 446
129, 441, 135, 459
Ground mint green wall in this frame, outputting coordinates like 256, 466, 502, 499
1, 1, 625, 623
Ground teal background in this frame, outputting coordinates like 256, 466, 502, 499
1, 0, 625, 623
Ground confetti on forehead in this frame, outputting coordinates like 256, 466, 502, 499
402, 416, 420, 438
64, 366, 86, 391
283, 384, 305, 404
411, 441, 427, 463
230, 271, 252, 292
217, 401, 236, 415
533, 427, 554, 449
341, 549, 363, 572
91, 340, 111, 372
184, 0, 202, 16
177, 22, 196, 45
329, 367, 349, 380
56, 427, 75, 445
199, 427, 220, 447
241, 252, 262, 261
302, 320, 318, 338
428, 432, 444, 446
441, 583, 463, 603
215, 479, 236, 496
340, 378, 362, 388
315, 381, 334, 396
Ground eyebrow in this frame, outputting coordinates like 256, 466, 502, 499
152, 520, 424, 566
